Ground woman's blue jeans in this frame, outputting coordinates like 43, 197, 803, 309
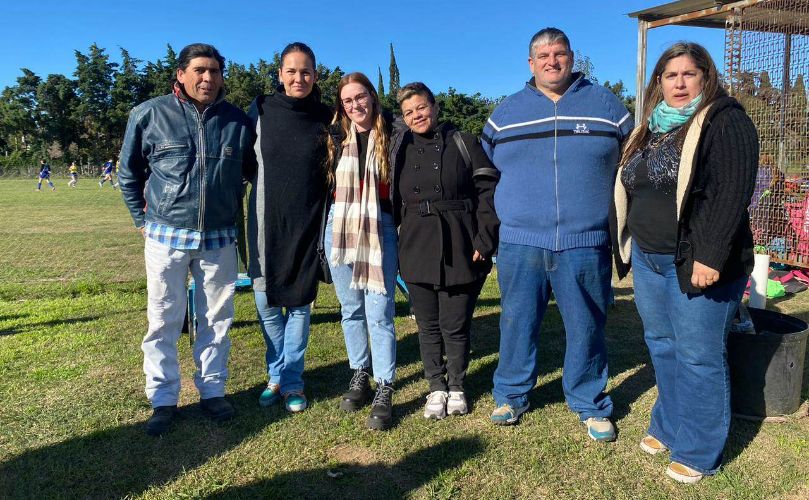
631, 242, 746, 474
254, 290, 311, 394
324, 206, 398, 384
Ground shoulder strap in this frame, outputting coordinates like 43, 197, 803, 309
452, 131, 472, 170
318, 197, 331, 253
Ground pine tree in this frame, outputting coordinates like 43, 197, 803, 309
37, 74, 80, 161
73, 44, 117, 162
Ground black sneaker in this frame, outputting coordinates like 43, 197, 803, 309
367, 383, 394, 431
145, 405, 177, 436
200, 397, 235, 422
339, 368, 372, 412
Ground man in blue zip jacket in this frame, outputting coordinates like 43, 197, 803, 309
118, 43, 256, 436
482, 28, 633, 439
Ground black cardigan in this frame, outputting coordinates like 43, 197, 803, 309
611, 96, 759, 294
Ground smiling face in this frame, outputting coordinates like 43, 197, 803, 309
528, 41, 573, 98
340, 82, 375, 132
400, 93, 439, 135
176, 57, 223, 110
660, 55, 705, 108
279, 51, 316, 99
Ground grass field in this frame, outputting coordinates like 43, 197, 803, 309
0, 178, 807, 499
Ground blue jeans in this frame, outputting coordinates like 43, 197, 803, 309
254, 290, 311, 394
632, 242, 746, 474
324, 206, 398, 384
493, 242, 613, 419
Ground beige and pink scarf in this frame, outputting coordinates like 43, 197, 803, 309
329, 123, 386, 294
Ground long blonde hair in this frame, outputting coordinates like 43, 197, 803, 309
621, 42, 726, 165
326, 72, 391, 185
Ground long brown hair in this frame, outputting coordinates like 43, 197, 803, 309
326, 72, 391, 185
621, 41, 727, 165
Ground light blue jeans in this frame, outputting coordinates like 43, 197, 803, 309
632, 242, 746, 474
142, 238, 236, 407
254, 291, 311, 394
324, 206, 398, 384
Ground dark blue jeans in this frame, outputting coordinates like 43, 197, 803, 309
493, 242, 613, 419
631, 242, 746, 474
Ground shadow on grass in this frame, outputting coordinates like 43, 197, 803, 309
0, 354, 387, 499
0, 314, 102, 336
462, 297, 656, 422
203, 436, 486, 499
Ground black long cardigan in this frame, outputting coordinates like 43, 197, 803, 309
610, 96, 759, 294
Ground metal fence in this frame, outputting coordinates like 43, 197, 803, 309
0, 164, 106, 178
726, 0, 809, 267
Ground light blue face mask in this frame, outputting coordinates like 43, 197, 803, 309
648, 94, 703, 133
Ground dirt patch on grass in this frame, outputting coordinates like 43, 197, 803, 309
329, 443, 382, 466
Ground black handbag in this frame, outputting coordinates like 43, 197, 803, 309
317, 197, 333, 284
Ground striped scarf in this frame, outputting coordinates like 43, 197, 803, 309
329, 124, 386, 294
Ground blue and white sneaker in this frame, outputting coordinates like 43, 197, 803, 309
584, 417, 616, 442
490, 402, 529, 425
258, 382, 281, 407
284, 391, 308, 413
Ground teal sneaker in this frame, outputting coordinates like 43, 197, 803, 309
584, 417, 616, 442
258, 382, 281, 407
490, 402, 529, 425
284, 391, 308, 413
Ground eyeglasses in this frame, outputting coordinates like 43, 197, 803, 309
341, 93, 371, 109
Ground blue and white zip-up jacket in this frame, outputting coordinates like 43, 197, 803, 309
482, 73, 633, 251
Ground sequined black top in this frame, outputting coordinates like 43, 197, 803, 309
621, 129, 682, 254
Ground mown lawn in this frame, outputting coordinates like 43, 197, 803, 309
0, 178, 807, 499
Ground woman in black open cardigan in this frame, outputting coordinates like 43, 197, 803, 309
610, 42, 758, 484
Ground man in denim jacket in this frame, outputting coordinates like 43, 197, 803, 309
118, 43, 255, 436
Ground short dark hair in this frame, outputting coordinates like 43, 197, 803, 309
396, 82, 436, 106
529, 27, 571, 57
177, 43, 225, 72
280, 42, 316, 70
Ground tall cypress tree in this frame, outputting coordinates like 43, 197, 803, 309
377, 66, 385, 97
388, 43, 400, 97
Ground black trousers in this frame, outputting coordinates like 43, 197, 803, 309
406, 278, 486, 392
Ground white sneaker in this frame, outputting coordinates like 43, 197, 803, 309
447, 391, 468, 415
423, 391, 448, 420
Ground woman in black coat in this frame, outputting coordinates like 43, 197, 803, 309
393, 82, 499, 420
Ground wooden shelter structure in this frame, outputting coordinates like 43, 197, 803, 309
629, 0, 809, 267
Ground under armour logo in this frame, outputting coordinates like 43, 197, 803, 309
574, 123, 590, 134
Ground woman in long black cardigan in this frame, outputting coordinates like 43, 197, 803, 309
611, 42, 758, 484
392, 82, 499, 420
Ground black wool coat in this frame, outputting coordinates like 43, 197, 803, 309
392, 122, 500, 287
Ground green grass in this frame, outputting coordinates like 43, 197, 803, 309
0, 178, 807, 499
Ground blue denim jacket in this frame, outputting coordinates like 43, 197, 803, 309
118, 88, 255, 230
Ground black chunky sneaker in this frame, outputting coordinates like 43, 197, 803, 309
145, 405, 177, 436
366, 383, 394, 431
339, 368, 372, 412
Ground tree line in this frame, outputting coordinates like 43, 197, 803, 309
0, 43, 636, 174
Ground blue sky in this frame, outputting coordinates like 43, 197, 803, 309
1, 0, 726, 98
